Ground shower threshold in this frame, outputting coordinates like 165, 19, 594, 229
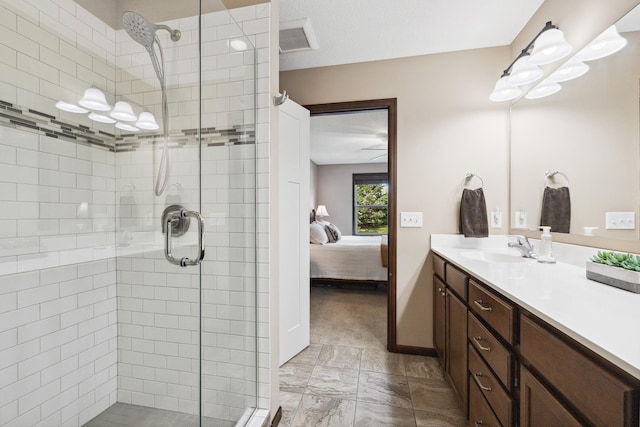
83, 403, 235, 427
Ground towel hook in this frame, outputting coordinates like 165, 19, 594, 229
273, 90, 289, 106
544, 170, 569, 188
464, 173, 484, 189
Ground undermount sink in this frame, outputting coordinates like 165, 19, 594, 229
461, 249, 527, 264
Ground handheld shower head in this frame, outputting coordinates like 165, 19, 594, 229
122, 11, 181, 48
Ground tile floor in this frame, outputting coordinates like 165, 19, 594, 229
279, 286, 467, 426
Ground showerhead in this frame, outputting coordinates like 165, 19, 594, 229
122, 11, 181, 49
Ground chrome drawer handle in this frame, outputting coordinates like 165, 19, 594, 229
474, 372, 492, 391
472, 336, 491, 352
474, 299, 493, 312
474, 421, 484, 427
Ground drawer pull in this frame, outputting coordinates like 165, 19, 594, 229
474, 299, 493, 312
474, 372, 492, 391
474, 421, 484, 427
472, 336, 491, 352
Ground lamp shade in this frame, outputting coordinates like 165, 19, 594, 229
575, 25, 627, 62
136, 112, 160, 130
525, 80, 562, 100
55, 101, 88, 114
88, 112, 116, 124
316, 205, 329, 217
78, 88, 111, 111
507, 55, 543, 86
489, 76, 522, 102
110, 101, 137, 122
115, 122, 140, 132
547, 60, 589, 83
529, 28, 572, 65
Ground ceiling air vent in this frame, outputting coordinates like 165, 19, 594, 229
279, 18, 319, 53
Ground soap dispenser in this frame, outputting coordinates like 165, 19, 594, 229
537, 226, 556, 264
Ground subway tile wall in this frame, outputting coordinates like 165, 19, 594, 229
0, 0, 272, 425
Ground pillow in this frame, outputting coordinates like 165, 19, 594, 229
325, 223, 342, 243
310, 222, 328, 244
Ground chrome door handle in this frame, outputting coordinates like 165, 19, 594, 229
472, 336, 491, 352
474, 372, 492, 391
164, 208, 205, 267
474, 299, 493, 312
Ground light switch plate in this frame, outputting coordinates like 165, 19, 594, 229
491, 212, 502, 228
605, 212, 635, 230
514, 211, 527, 229
400, 212, 422, 228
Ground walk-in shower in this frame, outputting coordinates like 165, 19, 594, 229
122, 11, 180, 196
0, 0, 267, 426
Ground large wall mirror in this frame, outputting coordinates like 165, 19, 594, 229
510, 3, 640, 248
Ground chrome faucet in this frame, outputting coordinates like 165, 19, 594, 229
508, 235, 537, 258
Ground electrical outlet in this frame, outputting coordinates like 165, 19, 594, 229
491, 212, 502, 228
605, 212, 635, 230
514, 211, 527, 229
400, 212, 422, 228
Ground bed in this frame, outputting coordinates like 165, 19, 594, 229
310, 234, 388, 283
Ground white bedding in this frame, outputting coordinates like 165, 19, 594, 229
310, 235, 388, 281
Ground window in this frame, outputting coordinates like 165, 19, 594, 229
353, 173, 388, 235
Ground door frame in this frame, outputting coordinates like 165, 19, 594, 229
305, 98, 398, 352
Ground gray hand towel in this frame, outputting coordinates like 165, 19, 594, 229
540, 186, 571, 233
459, 188, 488, 238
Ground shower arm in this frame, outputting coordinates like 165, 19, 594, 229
154, 24, 181, 42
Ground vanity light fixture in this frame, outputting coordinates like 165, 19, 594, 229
115, 122, 140, 132
525, 79, 562, 100
110, 101, 137, 122
574, 25, 627, 62
489, 76, 522, 102
78, 88, 111, 111
546, 59, 589, 83
56, 89, 160, 134
88, 112, 116, 124
490, 21, 571, 102
55, 101, 88, 114
136, 112, 160, 130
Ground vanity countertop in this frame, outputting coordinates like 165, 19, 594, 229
431, 234, 640, 380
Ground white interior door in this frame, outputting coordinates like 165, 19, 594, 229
278, 99, 310, 366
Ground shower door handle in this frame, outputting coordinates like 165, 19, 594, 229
164, 208, 205, 267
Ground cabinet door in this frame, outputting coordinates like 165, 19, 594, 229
433, 275, 446, 369
520, 366, 582, 427
447, 289, 468, 417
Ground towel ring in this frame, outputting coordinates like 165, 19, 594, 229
544, 170, 569, 188
464, 173, 484, 189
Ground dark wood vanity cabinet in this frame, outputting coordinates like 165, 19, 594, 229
432, 252, 640, 427
432, 255, 468, 417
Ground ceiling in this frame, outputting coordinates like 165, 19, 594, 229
311, 110, 388, 165
279, 0, 545, 71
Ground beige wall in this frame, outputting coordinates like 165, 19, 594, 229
281, 47, 512, 348
310, 160, 318, 210
315, 163, 388, 235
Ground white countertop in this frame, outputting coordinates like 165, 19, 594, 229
431, 234, 640, 380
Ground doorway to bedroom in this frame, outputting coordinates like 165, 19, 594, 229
307, 99, 397, 350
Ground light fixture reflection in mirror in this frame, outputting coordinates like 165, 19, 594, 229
510, 16, 640, 245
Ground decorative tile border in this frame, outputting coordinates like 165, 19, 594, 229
0, 99, 255, 153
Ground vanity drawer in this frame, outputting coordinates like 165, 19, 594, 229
520, 314, 636, 427
445, 264, 467, 300
433, 254, 446, 281
468, 313, 513, 389
468, 280, 515, 344
469, 376, 502, 427
469, 344, 513, 427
